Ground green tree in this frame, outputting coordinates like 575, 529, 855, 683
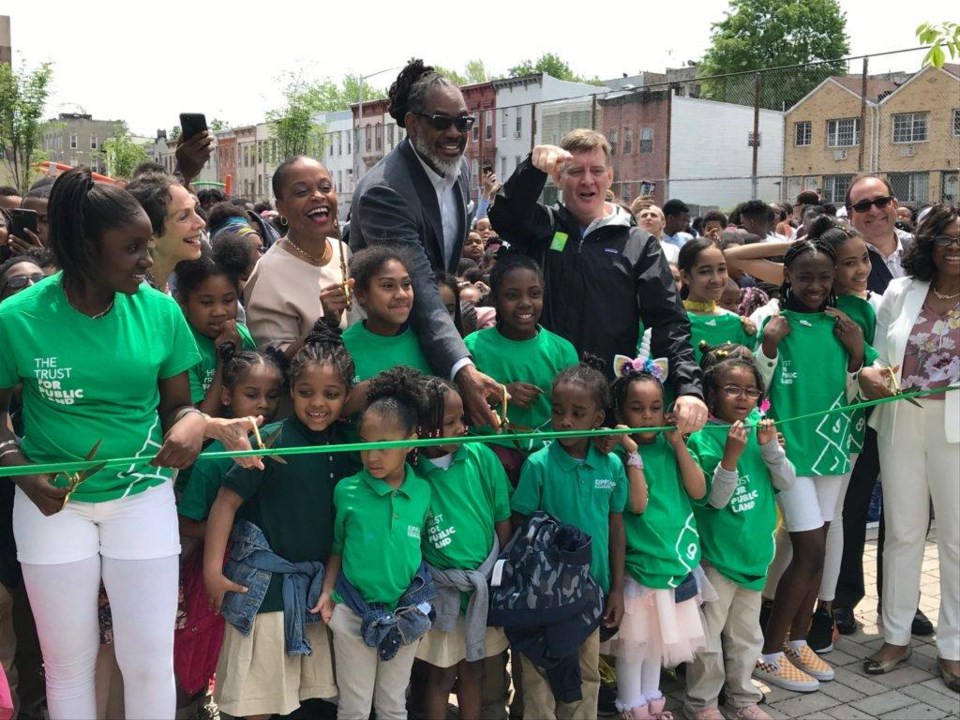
917, 21, 960, 68
508, 53, 580, 81
0, 60, 54, 192
101, 123, 150, 180
464, 59, 490, 84
434, 65, 468, 86
698, 0, 850, 109
210, 118, 228, 132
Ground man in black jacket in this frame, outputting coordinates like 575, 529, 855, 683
489, 130, 706, 433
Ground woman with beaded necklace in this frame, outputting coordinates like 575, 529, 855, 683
244, 156, 354, 359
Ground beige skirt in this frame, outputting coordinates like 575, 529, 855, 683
215, 611, 337, 717
415, 615, 509, 668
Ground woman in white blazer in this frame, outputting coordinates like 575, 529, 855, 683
863, 204, 959, 692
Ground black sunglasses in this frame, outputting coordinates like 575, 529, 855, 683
932, 236, 960, 248
849, 195, 894, 214
0, 272, 44, 292
416, 113, 476, 132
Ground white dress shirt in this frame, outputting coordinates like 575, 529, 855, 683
412, 147, 460, 267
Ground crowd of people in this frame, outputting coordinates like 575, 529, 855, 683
0, 59, 957, 720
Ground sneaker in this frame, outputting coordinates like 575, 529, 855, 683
784, 642, 835, 681
683, 707, 724, 720
721, 704, 772, 720
753, 655, 820, 692
832, 605, 858, 635
807, 608, 835, 653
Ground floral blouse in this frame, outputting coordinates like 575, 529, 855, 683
900, 300, 960, 400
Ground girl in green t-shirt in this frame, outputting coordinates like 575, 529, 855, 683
677, 239, 757, 364
175, 252, 258, 414
685, 356, 796, 718
413, 376, 513, 720
463, 256, 579, 482
606, 360, 708, 720
203, 324, 357, 718
755, 238, 866, 692
341, 246, 432, 412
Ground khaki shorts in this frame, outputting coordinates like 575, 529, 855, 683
415, 615, 509, 668
215, 611, 336, 717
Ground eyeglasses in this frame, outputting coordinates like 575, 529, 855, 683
849, 195, 894, 214
415, 113, 476, 132
2, 273, 44, 290
721, 385, 762, 399
933, 236, 960, 248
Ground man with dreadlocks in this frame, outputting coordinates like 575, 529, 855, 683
350, 59, 502, 430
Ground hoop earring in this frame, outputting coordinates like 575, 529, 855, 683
280, 215, 288, 226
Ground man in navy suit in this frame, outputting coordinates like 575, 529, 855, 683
351, 60, 500, 426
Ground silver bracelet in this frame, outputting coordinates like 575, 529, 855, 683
174, 407, 208, 425
626, 451, 644, 469
0, 439, 19, 452
0, 446, 24, 461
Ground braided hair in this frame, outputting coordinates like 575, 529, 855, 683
289, 320, 355, 389
218, 342, 288, 392
364, 366, 430, 435
554, 354, 611, 413
780, 238, 837, 312
388, 59, 456, 126
611, 363, 663, 419
417, 374, 460, 441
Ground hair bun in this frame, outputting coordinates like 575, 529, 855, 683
304, 319, 345, 349
387, 58, 434, 125
580, 353, 607, 374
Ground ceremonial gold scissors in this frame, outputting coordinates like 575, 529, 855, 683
251, 423, 287, 464
59, 440, 108, 508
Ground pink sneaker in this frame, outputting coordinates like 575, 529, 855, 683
721, 704, 772, 720
648, 696, 675, 720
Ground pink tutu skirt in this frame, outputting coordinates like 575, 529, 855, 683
603, 571, 714, 667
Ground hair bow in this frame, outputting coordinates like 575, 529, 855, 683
613, 354, 669, 382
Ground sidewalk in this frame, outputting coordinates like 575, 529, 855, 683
659, 522, 960, 719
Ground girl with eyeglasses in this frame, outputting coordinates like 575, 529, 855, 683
684, 356, 795, 720
864, 203, 960, 693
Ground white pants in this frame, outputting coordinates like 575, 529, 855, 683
879, 399, 959, 659
13, 483, 180, 719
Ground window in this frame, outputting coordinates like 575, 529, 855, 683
272, 140, 278, 163
888, 172, 929, 203
485, 110, 493, 141
954, 109, 960, 137
329, 139, 334, 157
639, 127, 653, 154
70, 134, 78, 149
258, 175, 263, 198
345, 169, 353, 192
337, 170, 342, 191
515, 114, 522, 135
787, 176, 802, 201
501, 156, 507, 178
623, 127, 633, 155
794, 121, 812, 146
346, 130, 351, 155
501, 111, 507, 139
892, 113, 928, 143
608, 129, 617, 156
365, 125, 371, 152
943, 171, 958, 202
822, 174, 853, 204
826, 118, 859, 147
387, 124, 395, 149
375, 123, 382, 151
472, 122, 479, 141
91, 135, 98, 150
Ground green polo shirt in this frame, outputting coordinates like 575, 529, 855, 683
417, 443, 512, 571
187, 323, 257, 404
688, 424, 779, 590
622, 436, 701, 589
177, 439, 231, 521
223, 418, 358, 613
332, 465, 431, 608
341, 321, 432, 382
463, 326, 579, 450
511, 442, 628, 592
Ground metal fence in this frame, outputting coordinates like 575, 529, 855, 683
464, 47, 959, 215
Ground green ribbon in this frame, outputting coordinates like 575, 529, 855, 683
0, 385, 955, 479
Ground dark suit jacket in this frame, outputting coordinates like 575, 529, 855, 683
350, 139, 471, 378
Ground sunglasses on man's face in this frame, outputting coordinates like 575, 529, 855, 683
849, 195, 894, 214
3, 273, 44, 290
416, 113, 476, 133
932, 236, 960, 248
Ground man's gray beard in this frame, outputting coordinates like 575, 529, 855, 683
413, 134, 462, 177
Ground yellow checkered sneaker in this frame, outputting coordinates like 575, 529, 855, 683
784, 642, 835, 681
753, 654, 820, 692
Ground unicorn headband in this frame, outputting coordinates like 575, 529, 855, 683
612, 354, 669, 382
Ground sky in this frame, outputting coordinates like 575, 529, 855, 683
1, 0, 953, 138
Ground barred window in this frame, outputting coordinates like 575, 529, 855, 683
826, 118, 859, 147
892, 113, 928, 143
